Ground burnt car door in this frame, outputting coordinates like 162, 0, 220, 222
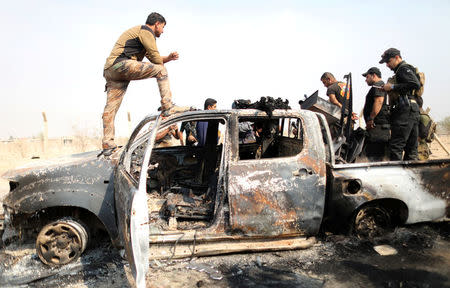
115, 115, 161, 288
227, 112, 327, 236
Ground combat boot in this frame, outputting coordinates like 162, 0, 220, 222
162, 104, 195, 117
98, 146, 118, 157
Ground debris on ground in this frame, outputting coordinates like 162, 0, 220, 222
373, 245, 398, 256
0, 222, 448, 287
186, 262, 223, 280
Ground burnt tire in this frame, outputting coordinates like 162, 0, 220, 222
353, 206, 392, 239
36, 218, 89, 266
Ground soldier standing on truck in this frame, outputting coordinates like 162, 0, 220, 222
320, 72, 357, 138
196, 98, 217, 147
418, 108, 436, 160
361, 67, 390, 161
100, 12, 191, 156
380, 48, 421, 161
320, 72, 350, 110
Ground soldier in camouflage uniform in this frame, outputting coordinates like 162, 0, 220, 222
418, 110, 436, 160
418, 133, 431, 160
101, 12, 190, 156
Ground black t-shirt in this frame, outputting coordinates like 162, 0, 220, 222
326, 81, 350, 109
363, 80, 389, 125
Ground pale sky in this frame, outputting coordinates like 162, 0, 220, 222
1, 0, 450, 139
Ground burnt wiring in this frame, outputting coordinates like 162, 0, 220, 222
189, 230, 197, 261
147, 230, 198, 266
167, 232, 185, 262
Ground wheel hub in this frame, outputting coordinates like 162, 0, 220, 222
36, 219, 88, 266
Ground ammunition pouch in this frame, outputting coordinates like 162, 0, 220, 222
394, 95, 411, 113
367, 123, 390, 143
387, 77, 400, 106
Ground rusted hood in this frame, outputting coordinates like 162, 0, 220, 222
2, 150, 121, 181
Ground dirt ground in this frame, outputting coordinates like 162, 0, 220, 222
0, 223, 449, 287
0, 135, 449, 287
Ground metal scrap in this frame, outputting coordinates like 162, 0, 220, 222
186, 262, 223, 280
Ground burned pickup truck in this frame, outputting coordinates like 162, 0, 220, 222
1, 109, 449, 287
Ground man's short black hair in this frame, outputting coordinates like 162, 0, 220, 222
320, 72, 335, 81
254, 121, 264, 130
146, 12, 166, 25
204, 98, 217, 109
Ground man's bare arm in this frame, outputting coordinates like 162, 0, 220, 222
370, 96, 384, 120
366, 96, 384, 130
177, 130, 184, 146
156, 124, 178, 140
328, 94, 342, 108
162, 51, 179, 63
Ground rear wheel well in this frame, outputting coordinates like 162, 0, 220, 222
351, 198, 408, 237
357, 198, 408, 225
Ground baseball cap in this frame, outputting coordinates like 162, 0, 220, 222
379, 48, 401, 64
362, 67, 381, 78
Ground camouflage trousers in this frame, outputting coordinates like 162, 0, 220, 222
418, 139, 431, 160
101, 60, 173, 149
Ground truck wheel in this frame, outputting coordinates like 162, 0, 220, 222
36, 218, 89, 266
353, 206, 391, 239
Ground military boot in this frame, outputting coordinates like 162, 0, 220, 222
162, 104, 195, 117
98, 146, 118, 157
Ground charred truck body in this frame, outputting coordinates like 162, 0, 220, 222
1, 109, 449, 287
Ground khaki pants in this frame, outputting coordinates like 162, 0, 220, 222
101, 60, 173, 149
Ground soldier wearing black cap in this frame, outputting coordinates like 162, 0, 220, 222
379, 48, 421, 161
362, 67, 390, 161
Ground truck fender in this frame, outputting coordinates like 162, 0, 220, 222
4, 180, 119, 245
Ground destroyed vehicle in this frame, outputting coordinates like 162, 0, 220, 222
1, 109, 449, 287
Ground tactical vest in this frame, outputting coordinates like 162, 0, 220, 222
387, 62, 423, 106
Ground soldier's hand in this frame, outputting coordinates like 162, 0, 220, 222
169, 51, 179, 61
382, 83, 392, 92
366, 120, 375, 130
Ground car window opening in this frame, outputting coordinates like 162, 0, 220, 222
238, 117, 304, 160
